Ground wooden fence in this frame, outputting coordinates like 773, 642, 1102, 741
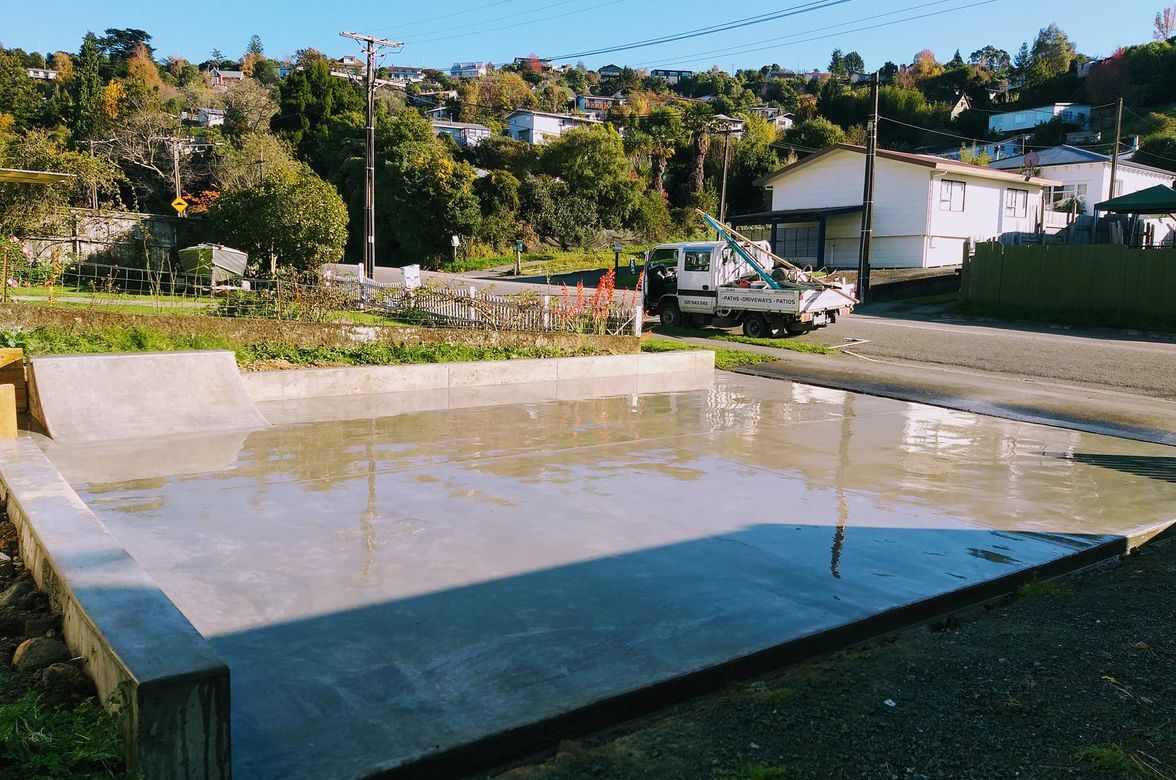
961, 242, 1176, 317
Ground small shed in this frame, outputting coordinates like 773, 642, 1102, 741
177, 244, 248, 283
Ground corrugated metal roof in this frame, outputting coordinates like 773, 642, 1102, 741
990, 145, 1109, 169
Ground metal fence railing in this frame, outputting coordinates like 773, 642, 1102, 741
1, 257, 643, 337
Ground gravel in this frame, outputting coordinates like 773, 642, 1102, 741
486, 540, 1176, 780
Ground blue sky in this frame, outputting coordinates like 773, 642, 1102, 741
3, 0, 1166, 72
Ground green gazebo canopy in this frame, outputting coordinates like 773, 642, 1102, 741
1095, 185, 1176, 215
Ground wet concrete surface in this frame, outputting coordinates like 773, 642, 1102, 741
45, 375, 1176, 779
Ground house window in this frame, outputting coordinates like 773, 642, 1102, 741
777, 226, 820, 258
684, 249, 711, 272
1046, 183, 1087, 208
1004, 188, 1029, 218
940, 180, 966, 212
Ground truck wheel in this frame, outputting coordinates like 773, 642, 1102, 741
742, 314, 774, 338
659, 301, 683, 328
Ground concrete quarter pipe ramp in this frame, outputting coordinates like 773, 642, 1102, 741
28, 351, 269, 443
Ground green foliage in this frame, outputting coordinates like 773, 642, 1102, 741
207, 168, 348, 271
784, 117, 845, 149
1028, 23, 1077, 83
519, 174, 598, 249
0, 690, 125, 778
1016, 578, 1074, 599
273, 55, 363, 160
1, 325, 593, 367
629, 189, 674, 241
0, 129, 123, 237
473, 169, 521, 248
470, 135, 538, 179
640, 338, 779, 370
1073, 743, 1154, 777
0, 49, 43, 130
539, 124, 641, 229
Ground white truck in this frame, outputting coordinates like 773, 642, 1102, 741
642, 228, 857, 338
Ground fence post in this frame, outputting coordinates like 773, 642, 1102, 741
632, 305, 642, 337
542, 295, 550, 330
469, 285, 477, 325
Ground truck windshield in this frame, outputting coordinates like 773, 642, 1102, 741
648, 247, 678, 268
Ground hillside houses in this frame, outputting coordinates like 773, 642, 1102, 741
506, 110, 603, 145
987, 103, 1092, 134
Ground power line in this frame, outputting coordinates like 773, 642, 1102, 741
630, 0, 963, 69
363, 0, 515, 34
635, 0, 1003, 70
399, 0, 582, 43
545, 0, 857, 61
403, 0, 627, 46
877, 115, 1116, 152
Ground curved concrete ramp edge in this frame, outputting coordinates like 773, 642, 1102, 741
28, 350, 270, 443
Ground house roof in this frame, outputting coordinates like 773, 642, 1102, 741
990, 145, 1175, 177
0, 167, 74, 185
505, 109, 603, 123
431, 120, 491, 131
753, 144, 1060, 188
213, 69, 244, 78
728, 205, 864, 225
1095, 185, 1176, 214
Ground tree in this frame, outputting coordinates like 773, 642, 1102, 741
910, 49, 944, 82
1029, 23, 1077, 80
1085, 49, 1129, 103
473, 169, 520, 248
842, 52, 865, 76
880, 61, 900, 82
273, 56, 363, 163
969, 46, 1011, 72
828, 48, 845, 75
50, 52, 74, 83
539, 124, 640, 228
98, 28, 153, 76
519, 174, 598, 249
958, 144, 993, 166
784, 117, 845, 149
124, 43, 162, 98
71, 33, 104, 138
223, 78, 278, 136
644, 108, 685, 194
213, 133, 303, 192
0, 49, 42, 129
681, 102, 716, 198
252, 59, 280, 85
1155, 6, 1176, 41
247, 35, 264, 56
948, 49, 965, 68
208, 171, 348, 271
0, 130, 123, 237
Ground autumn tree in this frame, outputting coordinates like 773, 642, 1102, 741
1155, 6, 1176, 40
909, 49, 945, 82
223, 78, 278, 136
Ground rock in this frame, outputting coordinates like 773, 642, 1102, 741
22, 613, 59, 638
0, 579, 33, 608
41, 662, 85, 691
12, 636, 70, 672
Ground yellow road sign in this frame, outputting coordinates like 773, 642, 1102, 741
171, 196, 188, 215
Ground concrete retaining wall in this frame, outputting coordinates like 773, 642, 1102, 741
0, 438, 230, 779
242, 351, 716, 402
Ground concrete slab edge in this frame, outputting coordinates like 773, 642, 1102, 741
241, 351, 716, 403
0, 438, 231, 779
733, 366, 1176, 447
374, 527, 1170, 780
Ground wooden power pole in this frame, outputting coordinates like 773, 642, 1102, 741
1109, 96, 1124, 203
340, 31, 403, 279
857, 71, 881, 304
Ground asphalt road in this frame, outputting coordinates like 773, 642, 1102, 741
791, 304, 1176, 401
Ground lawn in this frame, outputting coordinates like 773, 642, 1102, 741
652, 326, 833, 355
640, 337, 778, 371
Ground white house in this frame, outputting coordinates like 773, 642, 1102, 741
506, 110, 603, 145
450, 61, 491, 79
743, 144, 1059, 269
990, 145, 1176, 215
25, 68, 58, 81
431, 120, 492, 148
597, 64, 624, 77
987, 103, 1091, 134
180, 107, 225, 127
386, 66, 425, 83
746, 106, 795, 132
650, 68, 692, 84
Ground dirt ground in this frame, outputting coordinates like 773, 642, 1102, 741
486, 539, 1176, 780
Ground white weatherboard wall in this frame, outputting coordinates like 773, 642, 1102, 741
926, 172, 1044, 266
765, 152, 941, 268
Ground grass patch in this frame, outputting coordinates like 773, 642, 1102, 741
0, 325, 592, 369
722, 764, 788, 780
653, 327, 833, 355
1074, 743, 1166, 778
641, 337, 777, 371
0, 690, 125, 779
1015, 577, 1074, 600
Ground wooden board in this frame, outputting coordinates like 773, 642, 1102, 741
0, 349, 28, 413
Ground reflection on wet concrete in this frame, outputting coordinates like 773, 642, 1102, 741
47, 373, 1176, 780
